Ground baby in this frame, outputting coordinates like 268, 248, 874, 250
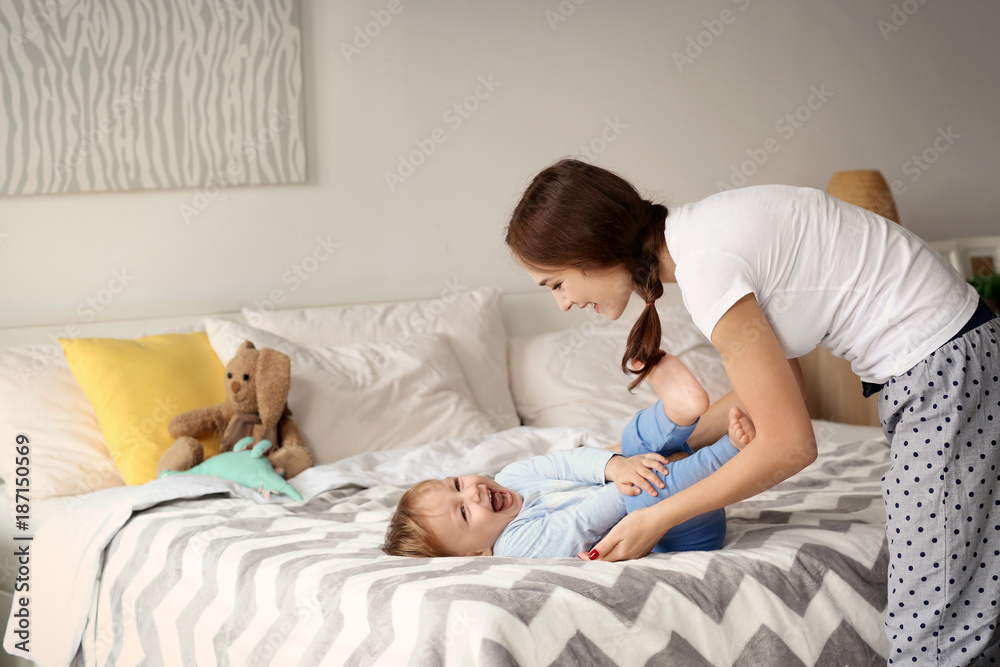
382, 355, 755, 559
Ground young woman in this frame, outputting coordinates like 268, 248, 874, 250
504, 158, 1000, 665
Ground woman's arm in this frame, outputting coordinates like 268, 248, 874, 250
586, 294, 816, 561
686, 358, 806, 451
685, 391, 743, 451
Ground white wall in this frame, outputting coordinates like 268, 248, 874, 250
1, 0, 997, 329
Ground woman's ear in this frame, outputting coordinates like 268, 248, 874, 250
255, 348, 291, 428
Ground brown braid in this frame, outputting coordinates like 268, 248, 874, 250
621, 203, 668, 391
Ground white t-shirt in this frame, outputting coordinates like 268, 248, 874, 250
664, 184, 978, 384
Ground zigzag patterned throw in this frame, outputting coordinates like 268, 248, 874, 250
70, 421, 891, 666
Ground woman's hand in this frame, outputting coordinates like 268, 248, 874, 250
604, 453, 668, 497
577, 506, 670, 562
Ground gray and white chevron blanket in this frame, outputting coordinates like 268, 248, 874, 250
5, 419, 891, 666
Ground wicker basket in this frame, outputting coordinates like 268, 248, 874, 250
825, 170, 900, 224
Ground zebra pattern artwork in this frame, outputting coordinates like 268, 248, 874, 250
0, 0, 306, 195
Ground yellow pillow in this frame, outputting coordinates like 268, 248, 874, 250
59, 332, 225, 485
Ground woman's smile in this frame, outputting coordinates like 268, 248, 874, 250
523, 266, 633, 320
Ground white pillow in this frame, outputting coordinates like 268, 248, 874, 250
204, 319, 500, 463
241, 287, 519, 431
507, 305, 732, 428
0, 344, 125, 502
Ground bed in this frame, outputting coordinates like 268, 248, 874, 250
0, 285, 892, 666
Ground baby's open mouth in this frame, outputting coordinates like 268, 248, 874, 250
490, 488, 511, 512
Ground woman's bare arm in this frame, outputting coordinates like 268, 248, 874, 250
609, 351, 806, 453
586, 294, 816, 561
686, 391, 743, 451
687, 357, 806, 451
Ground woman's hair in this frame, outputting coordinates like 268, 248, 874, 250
505, 158, 668, 391
382, 480, 449, 558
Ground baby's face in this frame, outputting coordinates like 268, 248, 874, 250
417, 475, 522, 556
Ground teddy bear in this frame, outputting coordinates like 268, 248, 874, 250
155, 340, 313, 480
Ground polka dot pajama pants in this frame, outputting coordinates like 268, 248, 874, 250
879, 317, 1000, 665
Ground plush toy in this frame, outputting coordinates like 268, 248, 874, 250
159, 437, 303, 501
155, 340, 313, 480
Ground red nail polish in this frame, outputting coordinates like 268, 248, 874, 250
588, 549, 599, 560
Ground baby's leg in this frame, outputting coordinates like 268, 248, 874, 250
638, 354, 709, 427
727, 406, 755, 450
623, 434, 741, 552
623, 434, 740, 512
621, 355, 709, 458
620, 400, 696, 458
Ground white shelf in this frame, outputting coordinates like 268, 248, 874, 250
928, 235, 1000, 280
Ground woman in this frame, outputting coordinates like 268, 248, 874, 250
504, 158, 999, 665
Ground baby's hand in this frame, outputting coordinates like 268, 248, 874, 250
605, 453, 669, 497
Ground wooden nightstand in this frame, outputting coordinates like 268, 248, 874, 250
799, 347, 880, 427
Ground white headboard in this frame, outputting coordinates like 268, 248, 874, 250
0, 285, 687, 348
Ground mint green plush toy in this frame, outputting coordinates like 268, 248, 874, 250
159, 437, 303, 501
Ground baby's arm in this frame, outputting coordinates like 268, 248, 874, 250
496, 447, 616, 487
493, 485, 625, 559
624, 435, 740, 511
499, 447, 669, 500
604, 452, 672, 497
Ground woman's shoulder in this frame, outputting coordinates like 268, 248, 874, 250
666, 184, 827, 254
685, 184, 826, 214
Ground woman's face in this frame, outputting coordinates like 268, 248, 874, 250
524, 264, 634, 320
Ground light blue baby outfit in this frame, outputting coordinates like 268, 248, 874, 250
492, 401, 739, 558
